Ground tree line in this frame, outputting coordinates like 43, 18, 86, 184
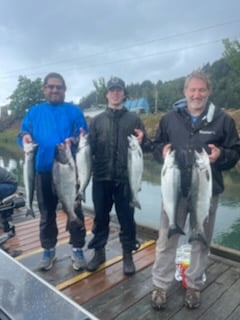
5, 39, 240, 119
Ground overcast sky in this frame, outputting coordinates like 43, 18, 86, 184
0, 0, 239, 105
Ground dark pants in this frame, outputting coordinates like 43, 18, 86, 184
0, 183, 17, 201
0, 183, 17, 232
88, 180, 139, 252
36, 173, 86, 249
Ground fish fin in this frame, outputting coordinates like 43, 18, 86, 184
76, 192, 85, 203
188, 231, 208, 247
130, 200, 141, 210
25, 208, 35, 218
168, 225, 185, 238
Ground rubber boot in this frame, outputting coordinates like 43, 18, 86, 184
87, 248, 106, 272
123, 251, 136, 276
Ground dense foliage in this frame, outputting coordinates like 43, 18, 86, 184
8, 76, 44, 118
80, 57, 240, 112
79, 40, 240, 112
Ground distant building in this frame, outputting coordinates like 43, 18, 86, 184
83, 105, 105, 118
124, 98, 149, 114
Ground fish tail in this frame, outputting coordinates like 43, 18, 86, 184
168, 225, 185, 238
76, 191, 86, 203
69, 218, 84, 229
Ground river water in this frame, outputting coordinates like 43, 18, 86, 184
1, 148, 240, 250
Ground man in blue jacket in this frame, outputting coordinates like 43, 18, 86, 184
19, 72, 88, 271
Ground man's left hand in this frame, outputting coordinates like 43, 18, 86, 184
134, 129, 144, 144
208, 144, 221, 163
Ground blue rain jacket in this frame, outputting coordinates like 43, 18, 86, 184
19, 102, 88, 172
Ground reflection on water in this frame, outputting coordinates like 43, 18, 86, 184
1, 148, 240, 250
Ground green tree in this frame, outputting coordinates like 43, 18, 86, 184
79, 91, 97, 109
92, 77, 107, 106
8, 76, 44, 118
223, 39, 240, 74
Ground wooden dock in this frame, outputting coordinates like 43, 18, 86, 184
2, 209, 240, 320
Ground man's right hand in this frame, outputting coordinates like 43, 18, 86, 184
22, 134, 33, 144
162, 144, 172, 159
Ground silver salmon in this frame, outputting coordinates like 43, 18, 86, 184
161, 150, 185, 237
23, 143, 38, 217
127, 134, 143, 210
52, 143, 80, 226
75, 134, 92, 202
189, 149, 212, 246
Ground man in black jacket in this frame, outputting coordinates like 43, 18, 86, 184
151, 70, 240, 310
87, 77, 149, 275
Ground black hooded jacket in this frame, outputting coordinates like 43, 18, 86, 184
153, 102, 240, 195
89, 106, 149, 182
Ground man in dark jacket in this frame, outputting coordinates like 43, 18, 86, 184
151, 70, 240, 310
87, 77, 149, 275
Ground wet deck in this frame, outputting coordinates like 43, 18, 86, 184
2, 209, 240, 320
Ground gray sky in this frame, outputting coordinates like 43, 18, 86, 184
0, 0, 239, 105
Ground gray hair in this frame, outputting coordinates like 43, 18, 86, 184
184, 70, 211, 90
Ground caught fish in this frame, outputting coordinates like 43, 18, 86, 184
127, 134, 143, 210
23, 143, 38, 217
161, 150, 185, 237
52, 143, 80, 227
189, 149, 212, 246
75, 134, 92, 202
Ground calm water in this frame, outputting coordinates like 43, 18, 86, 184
1, 148, 240, 250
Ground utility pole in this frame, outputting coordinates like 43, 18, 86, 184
154, 87, 158, 113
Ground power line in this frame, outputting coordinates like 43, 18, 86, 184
3, 36, 239, 81
0, 18, 240, 79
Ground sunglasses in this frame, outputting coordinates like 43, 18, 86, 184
45, 84, 64, 90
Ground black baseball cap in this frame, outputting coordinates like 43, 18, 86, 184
107, 77, 125, 90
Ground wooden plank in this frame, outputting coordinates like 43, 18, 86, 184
64, 243, 155, 306
112, 257, 232, 320
94, 273, 185, 320
198, 278, 240, 320
85, 265, 154, 320
227, 305, 240, 320
211, 244, 240, 262
169, 266, 239, 320
5, 213, 93, 255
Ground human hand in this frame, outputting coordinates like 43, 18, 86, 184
134, 129, 144, 144
80, 127, 86, 138
162, 144, 172, 159
22, 134, 33, 144
208, 144, 221, 163
64, 138, 72, 146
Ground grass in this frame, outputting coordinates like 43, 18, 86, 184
0, 127, 22, 156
